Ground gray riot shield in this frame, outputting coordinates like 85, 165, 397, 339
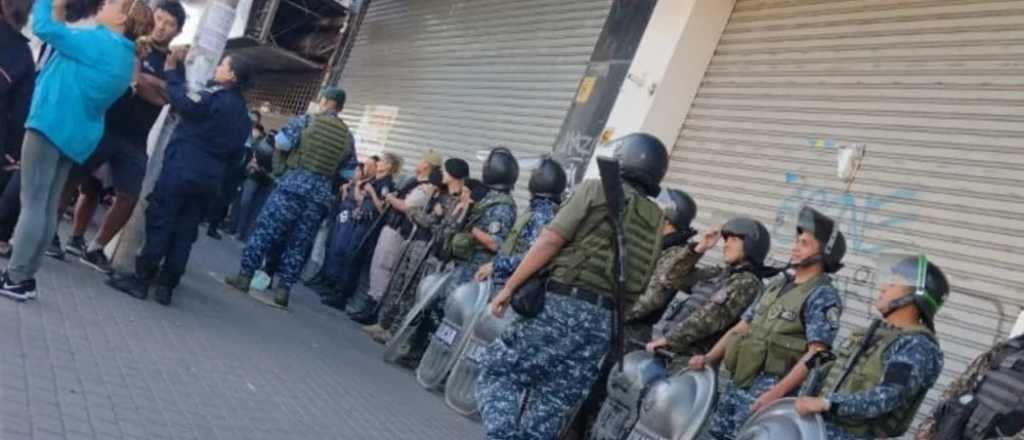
626, 367, 718, 440
444, 290, 519, 417
416, 280, 493, 390
590, 350, 668, 440
735, 398, 826, 440
382, 269, 456, 363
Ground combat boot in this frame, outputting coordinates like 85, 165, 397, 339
321, 294, 348, 311
106, 272, 150, 300
250, 287, 288, 309
152, 285, 173, 306
224, 274, 251, 293
348, 298, 379, 325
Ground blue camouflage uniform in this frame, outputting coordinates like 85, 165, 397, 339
707, 276, 843, 440
491, 197, 559, 284
239, 167, 337, 292
809, 333, 943, 440
420, 190, 516, 334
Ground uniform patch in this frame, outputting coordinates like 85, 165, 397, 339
488, 221, 502, 234
826, 306, 841, 329
337, 211, 350, 223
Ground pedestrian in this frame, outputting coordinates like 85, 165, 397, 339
105, 51, 253, 305
366, 157, 468, 341
916, 334, 1024, 440
351, 150, 439, 324
794, 254, 947, 440
0, 0, 34, 190
477, 133, 668, 439
0, 0, 153, 301
224, 87, 354, 309
61, 0, 186, 273
232, 123, 274, 241
642, 216, 770, 370
206, 110, 262, 239
689, 205, 846, 440
331, 153, 400, 313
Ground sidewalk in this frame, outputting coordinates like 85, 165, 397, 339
0, 228, 481, 440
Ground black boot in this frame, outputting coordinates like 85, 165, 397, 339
348, 298, 379, 325
152, 285, 173, 306
320, 293, 349, 311
106, 272, 149, 300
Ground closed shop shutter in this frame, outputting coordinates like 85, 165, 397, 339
337, 0, 612, 205
665, 0, 1024, 431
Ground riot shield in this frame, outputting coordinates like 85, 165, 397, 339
735, 398, 826, 440
589, 350, 668, 440
626, 367, 718, 440
444, 288, 519, 417
382, 269, 456, 363
416, 279, 493, 390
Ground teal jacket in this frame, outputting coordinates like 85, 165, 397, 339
26, 0, 135, 163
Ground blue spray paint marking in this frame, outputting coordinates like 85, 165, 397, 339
773, 172, 918, 256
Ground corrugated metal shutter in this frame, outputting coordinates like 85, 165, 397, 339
665, 0, 1024, 433
336, 0, 612, 205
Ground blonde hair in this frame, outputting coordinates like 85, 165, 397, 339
122, 0, 154, 44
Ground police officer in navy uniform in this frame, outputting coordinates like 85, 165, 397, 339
107, 52, 253, 306
478, 133, 668, 440
793, 253, 947, 440
690, 206, 846, 440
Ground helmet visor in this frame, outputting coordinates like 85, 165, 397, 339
875, 253, 940, 309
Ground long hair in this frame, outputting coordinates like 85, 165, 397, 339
123, 0, 155, 49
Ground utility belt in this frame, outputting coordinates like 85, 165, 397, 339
547, 280, 614, 311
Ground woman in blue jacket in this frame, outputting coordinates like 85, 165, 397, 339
0, 0, 153, 301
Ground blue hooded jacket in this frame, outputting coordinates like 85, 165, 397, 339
26, 0, 135, 163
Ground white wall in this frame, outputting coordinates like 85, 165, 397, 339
583, 0, 735, 174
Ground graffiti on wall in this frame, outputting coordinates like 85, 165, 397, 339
553, 130, 598, 194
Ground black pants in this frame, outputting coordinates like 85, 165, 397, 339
138, 174, 214, 288
0, 169, 20, 242
207, 168, 245, 232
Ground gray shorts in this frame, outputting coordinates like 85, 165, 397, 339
71, 132, 147, 197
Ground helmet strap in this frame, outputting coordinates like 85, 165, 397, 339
880, 294, 917, 318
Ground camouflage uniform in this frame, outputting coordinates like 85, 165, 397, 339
478, 180, 664, 440
804, 332, 943, 440
623, 243, 692, 344
377, 192, 461, 331
491, 197, 559, 284
707, 276, 843, 440
917, 336, 1024, 440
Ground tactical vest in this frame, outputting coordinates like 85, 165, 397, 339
965, 336, 1024, 440
446, 192, 516, 261
652, 268, 759, 350
498, 212, 533, 256
724, 274, 830, 389
817, 323, 937, 438
285, 114, 352, 178
549, 195, 664, 304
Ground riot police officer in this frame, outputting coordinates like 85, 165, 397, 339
479, 133, 668, 440
644, 216, 771, 369
691, 206, 846, 440
917, 333, 1024, 440
794, 254, 947, 440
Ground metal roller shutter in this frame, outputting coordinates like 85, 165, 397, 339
665, 0, 1024, 432
336, 0, 612, 205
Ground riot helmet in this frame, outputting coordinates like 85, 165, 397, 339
793, 206, 846, 273
528, 158, 567, 202
482, 147, 519, 193
609, 133, 668, 197
655, 189, 697, 233
875, 253, 949, 331
721, 217, 771, 266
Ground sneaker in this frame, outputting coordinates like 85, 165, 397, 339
65, 236, 87, 257
105, 272, 149, 300
152, 285, 173, 306
0, 272, 36, 302
224, 275, 251, 293
45, 237, 65, 260
80, 249, 113, 274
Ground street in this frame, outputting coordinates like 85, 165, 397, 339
0, 228, 481, 440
